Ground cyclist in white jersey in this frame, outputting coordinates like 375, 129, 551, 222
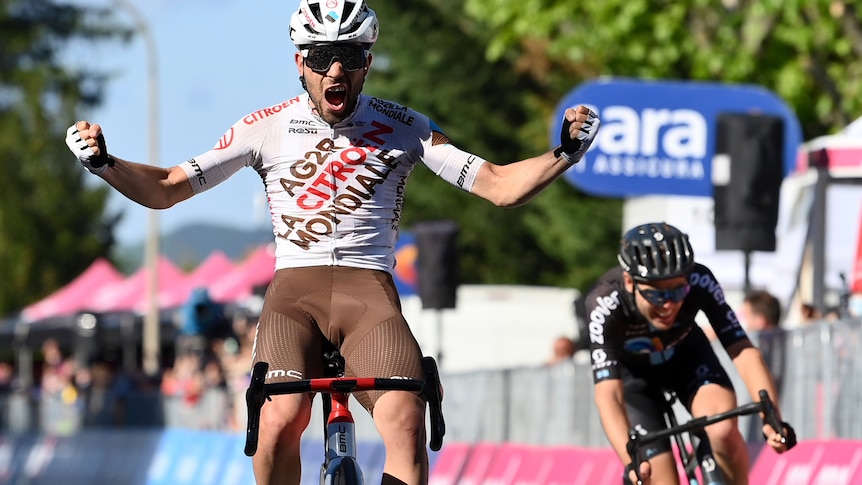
65, 1, 600, 484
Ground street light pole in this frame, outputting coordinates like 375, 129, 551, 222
114, 0, 161, 376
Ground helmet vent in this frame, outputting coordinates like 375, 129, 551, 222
618, 222, 695, 282
309, 4, 323, 23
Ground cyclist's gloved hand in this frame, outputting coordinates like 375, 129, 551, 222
554, 105, 600, 164
65, 122, 114, 175
763, 420, 798, 452
779, 421, 797, 450
623, 460, 650, 485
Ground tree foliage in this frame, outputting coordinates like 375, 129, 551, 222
463, 0, 862, 138
0, 0, 128, 314
365, 0, 862, 294
366, 0, 622, 291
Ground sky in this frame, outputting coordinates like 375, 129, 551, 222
77, 0, 302, 245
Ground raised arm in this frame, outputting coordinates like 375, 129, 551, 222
470, 105, 599, 207
66, 121, 194, 209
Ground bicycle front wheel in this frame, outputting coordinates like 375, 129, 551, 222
322, 457, 364, 485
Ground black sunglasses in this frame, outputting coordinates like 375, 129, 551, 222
303, 44, 367, 73
635, 282, 690, 306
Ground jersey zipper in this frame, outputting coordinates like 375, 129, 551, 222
328, 125, 338, 266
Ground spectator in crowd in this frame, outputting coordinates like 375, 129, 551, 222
177, 287, 226, 357
739, 290, 781, 333
75, 360, 130, 427
824, 306, 842, 321
161, 351, 232, 430
800, 302, 823, 324
41, 338, 64, 367
222, 311, 258, 431
38, 359, 80, 435
546, 336, 576, 366
160, 353, 205, 427
197, 358, 230, 430
0, 361, 16, 394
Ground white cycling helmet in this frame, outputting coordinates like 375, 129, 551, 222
289, 0, 379, 49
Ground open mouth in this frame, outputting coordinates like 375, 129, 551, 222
652, 309, 675, 326
325, 86, 347, 109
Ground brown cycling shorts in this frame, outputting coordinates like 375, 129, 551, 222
251, 266, 424, 411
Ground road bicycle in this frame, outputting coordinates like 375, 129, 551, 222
626, 389, 788, 485
244, 350, 446, 485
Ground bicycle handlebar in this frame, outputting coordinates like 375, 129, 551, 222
625, 389, 785, 485
244, 359, 446, 457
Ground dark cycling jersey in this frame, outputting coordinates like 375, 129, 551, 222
585, 264, 748, 383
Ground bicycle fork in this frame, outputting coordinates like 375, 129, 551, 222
691, 429, 725, 485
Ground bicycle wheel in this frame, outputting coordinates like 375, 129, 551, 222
322, 457, 364, 485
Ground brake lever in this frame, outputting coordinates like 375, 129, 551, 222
421, 356, 446, 451
244, 361, 270, 456
626, 428, 645, 485
758, 390, 786, 445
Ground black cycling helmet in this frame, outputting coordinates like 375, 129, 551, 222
617, 222, 695, 282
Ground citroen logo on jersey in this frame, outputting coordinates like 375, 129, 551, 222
276, 127, 403, 251
214, 128, 234, 150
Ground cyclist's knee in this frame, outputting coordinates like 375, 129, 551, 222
260, 394, 312, 442
642, 453, 680, 485
705, 418, 744, 450
373, 391, 425, 441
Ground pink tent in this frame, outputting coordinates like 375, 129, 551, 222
209, 244, 276, 303
184, 251, 235, 293
20, 258, 125, 322
169, 251, 235, 307
88, 255, 188, 314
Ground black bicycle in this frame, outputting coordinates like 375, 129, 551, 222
245, 351, 445, 485
626, 389, 790, 485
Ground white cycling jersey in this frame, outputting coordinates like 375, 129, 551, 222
179, 93, 486, 273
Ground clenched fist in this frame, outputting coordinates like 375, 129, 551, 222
556, 105, 600, 164
65, 121, 113, 174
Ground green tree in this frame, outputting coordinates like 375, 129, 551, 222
367, 0, 622, 291
0, 0, 128, 315
463, 0, 862, 138
368, 0, 862, 292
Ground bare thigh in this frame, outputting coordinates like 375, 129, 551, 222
252, 266, 424, 410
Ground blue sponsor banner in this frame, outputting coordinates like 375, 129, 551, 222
0, 430, 431, 484
394, 231, 418, 297
147, 429, 253, 485
551, 78, 802, 197
218, 434, 256, 485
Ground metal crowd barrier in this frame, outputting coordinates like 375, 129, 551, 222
1, 318, 860, 448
